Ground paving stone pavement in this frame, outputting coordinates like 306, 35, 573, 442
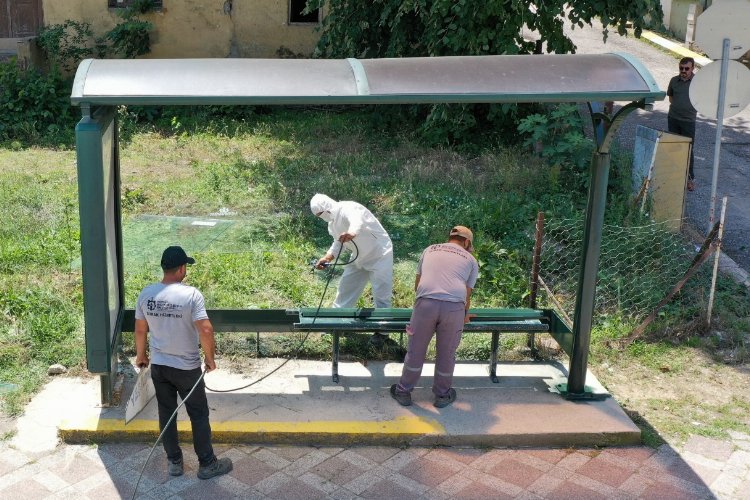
2, 436, 750, 499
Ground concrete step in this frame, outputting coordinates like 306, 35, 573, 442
57, 360, 640, 448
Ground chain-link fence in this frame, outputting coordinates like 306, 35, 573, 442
535, 216, 712, 325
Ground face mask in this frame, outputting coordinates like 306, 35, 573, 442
319, 211, 333, 222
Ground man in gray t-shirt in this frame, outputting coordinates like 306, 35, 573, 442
667, 57, 697, 190
391, 226, 479, 408
135, 246, 232, 480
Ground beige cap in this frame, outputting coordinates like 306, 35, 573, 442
449, 225, 473, 250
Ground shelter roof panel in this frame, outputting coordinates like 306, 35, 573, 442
71, 54, 664, 106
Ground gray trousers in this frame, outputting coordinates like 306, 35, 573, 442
396, 297, 465, 397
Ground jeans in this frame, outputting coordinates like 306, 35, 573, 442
667, 116, 696, 181
150, 364, 215, 466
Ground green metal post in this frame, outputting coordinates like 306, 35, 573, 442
567, 151, 610, 396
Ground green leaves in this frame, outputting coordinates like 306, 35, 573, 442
314, 0, 662, 144
0, 62, 75, 144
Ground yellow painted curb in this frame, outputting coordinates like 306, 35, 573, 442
636, 30, 712, 67
59, 415, 446, 443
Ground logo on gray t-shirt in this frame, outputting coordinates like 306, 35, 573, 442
135, 282, 208, 370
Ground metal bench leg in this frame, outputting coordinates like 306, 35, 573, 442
256, 332, 261, 357
527, 332, 538, 358
490, 331, 499, 383
332, 332, 340, 383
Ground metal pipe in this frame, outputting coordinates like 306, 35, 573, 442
708, 38, 730, 233
528, 212, 544, 351
568, 152, 610, 395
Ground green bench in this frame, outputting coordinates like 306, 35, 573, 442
122, 307, 572, 383
296, 307, 559, 383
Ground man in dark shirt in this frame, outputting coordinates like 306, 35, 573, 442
667, 57, 697, 191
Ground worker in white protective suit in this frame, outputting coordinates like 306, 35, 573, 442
310, 193, 394, 347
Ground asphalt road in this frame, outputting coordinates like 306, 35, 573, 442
547, 22, 750, 272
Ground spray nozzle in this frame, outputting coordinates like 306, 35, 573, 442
309, 258, 330, 272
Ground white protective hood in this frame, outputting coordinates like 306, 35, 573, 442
310, 193, 392, 267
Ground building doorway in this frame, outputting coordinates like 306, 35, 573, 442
1, 0, 43, 39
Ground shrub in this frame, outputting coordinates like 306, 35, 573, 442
0, 61, 75, 144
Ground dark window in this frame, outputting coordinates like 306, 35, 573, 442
108, 0, 163, 9
289, 0, 319, 24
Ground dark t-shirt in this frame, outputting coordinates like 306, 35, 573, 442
667, 75, 697, 122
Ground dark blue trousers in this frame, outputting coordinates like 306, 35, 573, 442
150, 364, 215, 466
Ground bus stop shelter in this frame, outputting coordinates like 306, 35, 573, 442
71, 54, 664, 405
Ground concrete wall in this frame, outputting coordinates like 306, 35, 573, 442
666, 0, 703, 41
40, 0, 321, 59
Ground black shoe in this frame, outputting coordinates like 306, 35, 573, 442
434, 388, 456, 408
197, 457, 233, 480
390, 384, 412, 406
168, 458, 183, 477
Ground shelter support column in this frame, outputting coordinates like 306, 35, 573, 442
566, 151, 609, 397
75, 105, 123, 406
558, 100, 644, 399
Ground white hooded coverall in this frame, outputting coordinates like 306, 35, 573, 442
310, 194, 393, 308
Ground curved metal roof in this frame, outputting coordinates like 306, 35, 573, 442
71, 53, 663, 106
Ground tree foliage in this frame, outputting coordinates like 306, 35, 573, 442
312, 0, 663, 58
310, 0, 663, 146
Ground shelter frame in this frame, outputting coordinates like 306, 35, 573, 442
72, 54, 664, 404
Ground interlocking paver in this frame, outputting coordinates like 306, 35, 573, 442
31, 468, 70, 492
309, 455, 369, 485
283, 448, 331, 476
399, 456, 462, 487
602, 445, 656, 464
252, 448, 292, 470
460, 467, 524, 497
710, 471, 745, 497
228, 453, 280, 486
0, 477, 54, 499
616, 473, 652, 498
6, 437, 750, 499
682, 458, 723, 486
727, 450, 750, 468
177, 474, 250, 500
488, 457, 546, 488
526, 471, 566, 497
734, 479, 750, 499
342, 469, 385, 495
265, 475, 330, 499
523, 447, 571, 465
576, 454, 634, 487
328, 486, 362, 499
424, 447, 483, 465
684, 435, 735, 462
297, 470, 340, 494
640, 479, 700, 500
346, 446, 399, 464
453, 480, 515, 499
556, 450, 592, 471
358, 478, 422, 500
381, 448, 429, 471
548, 479, 608, 499
254, 470, 295, 495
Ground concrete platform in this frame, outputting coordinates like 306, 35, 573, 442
58, 359, 640, 448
